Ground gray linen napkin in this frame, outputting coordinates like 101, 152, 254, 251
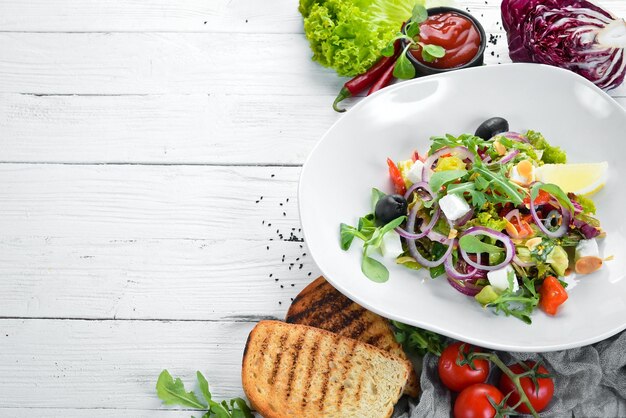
394, 330, 626, 418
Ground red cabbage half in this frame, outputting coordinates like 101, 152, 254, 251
502, 0, 626, 90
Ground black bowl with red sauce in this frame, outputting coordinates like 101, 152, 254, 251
401, 7, 486, 76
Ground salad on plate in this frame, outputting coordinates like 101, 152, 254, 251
340, 117, 608, 323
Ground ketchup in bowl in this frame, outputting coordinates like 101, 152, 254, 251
411, 12, 481, 69
401, 7, 486, 76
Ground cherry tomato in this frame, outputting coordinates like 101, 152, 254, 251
438, 342, 490, 392
387, 157, 406, 195
498, 361, 554, 413
539, 276, 568, 315
523, 189, 551, 206
454, 383, 504, 418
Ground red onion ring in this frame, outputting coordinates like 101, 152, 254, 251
504, 209, 521, 222
446, 277, 483, 296
427, 229, 449, 244
454, 207, 475, 227
395, 206, 440, 240
403, 181, 434, 202
444, 249, 479, 280
530, 192, 571, 238
513, 255, 536, 268
493, 132, 529, 143
489, 149, 519, 166
407, 234, 454, 268
458, 226, 515, 271
422, 146, 474, 182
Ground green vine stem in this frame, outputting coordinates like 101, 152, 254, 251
468, 352, 540, 418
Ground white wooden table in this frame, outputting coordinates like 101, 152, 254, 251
0, 1, 624, 416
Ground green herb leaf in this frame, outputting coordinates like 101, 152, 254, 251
381, 42, 395, 57
459, 234, 504, 254
365, 216, 406, 248
411, 4, 428, 24
472, 165, 525, 206
391, 320, 444, 356
361, 252, 389, 283
423, 44, 445, 58
396, 255, 422, 270
371, 187, 386, 212
156, 370, 207, 409
430, 264, 445, 278
340, 223, 359, 250
429, 169, 467, 192
230, 399, 253, 418
406, 21, 420, 38
531, 183, 575, 214
393, 49, 415, 80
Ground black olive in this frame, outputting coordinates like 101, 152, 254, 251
474, 117, 509, 140
375, 194, 408, 225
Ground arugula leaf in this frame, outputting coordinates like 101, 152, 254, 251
459, 235, 504, 254
391, 320, 445, 356
157, 370, 207, 409
429, 169, 467, 192
472, 165, 524, 205
362, 251, 389, 283
531, 183, 575, 214
156, 370, 253, 418
429, 264, 445, 278
497, 136, 538, 160
393, 46, 416, 79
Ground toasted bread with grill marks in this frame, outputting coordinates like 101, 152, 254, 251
285, 276, 419, 397
242, 320, 409, 418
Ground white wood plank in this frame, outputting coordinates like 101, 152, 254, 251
0, 32, 341, 95
0, 164, 301, 240
0, 409, 202, 418
0, 0, 623, 33
0, 31, 624, 96
0, 319, 255, 407
0, 93, 336, 165
0, 237, 319, 320
0, 0, 303, 33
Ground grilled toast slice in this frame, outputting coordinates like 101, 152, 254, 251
242, 320, 410, 418
286, 276, 419, 397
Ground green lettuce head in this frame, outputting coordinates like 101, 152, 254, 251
301, 0, 435, 77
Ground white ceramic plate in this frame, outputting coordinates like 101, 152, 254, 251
299, 63, 626, 352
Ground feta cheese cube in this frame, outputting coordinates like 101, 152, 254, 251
380, 230, 404, 260
487, 264, 519, 293
406, 160, 425, 184
439, 194, 470, 221
575, 239, 600, 259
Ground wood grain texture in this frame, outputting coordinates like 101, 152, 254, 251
0, 31, 624, 96
0, 237, 318, 320
0, 319, 254, 407
0, 409, 203, 418
0, 0, 303, 33
0, 32, 340, 95
0, 164, 301, 240
0, 93, 336, 164
0, 0, 623, 33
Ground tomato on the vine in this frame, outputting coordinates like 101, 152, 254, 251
454, 383, 505, 418
438, 342, 490, 392
498, 361, 554, 413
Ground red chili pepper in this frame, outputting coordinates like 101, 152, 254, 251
332, 42, 400, 112
539, 276, 568, 315
387, 158, 407, 195
367, 61, 396, 96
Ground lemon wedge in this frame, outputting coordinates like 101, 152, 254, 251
535, 162, 608, 196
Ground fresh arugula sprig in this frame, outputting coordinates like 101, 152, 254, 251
340, 188, 406, 282
391, 320, 445, 356
380, 4, 446, 79
156, 370, 253, 418
484, 285, 540, 324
